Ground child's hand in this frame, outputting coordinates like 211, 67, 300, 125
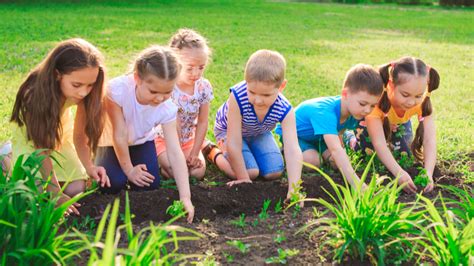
126, 164, 155, 187
86, 165, 111, 188
57, 194, 81, 216
186, 155, 202, 169
182, 198, 194, 223
226, 178, 252, 187
398, 170, 417, 194
349, 137, 357, 150
423, 174, 435, 193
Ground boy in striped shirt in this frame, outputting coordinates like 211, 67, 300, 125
212, 50, 302, 199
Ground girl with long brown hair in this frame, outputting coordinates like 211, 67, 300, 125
10, 38, 110, 215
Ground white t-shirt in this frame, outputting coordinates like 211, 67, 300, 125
99, 75, 177, 147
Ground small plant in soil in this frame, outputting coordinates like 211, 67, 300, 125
396, 151, 414, 169
226, 240, 251, 254
166, 200, 186, 218
264, 248, 300, 264
252, 218, 259, 227
259, 199, 271, 220
287, 180, 306, 218
413, 167, 429, 187
68, 215, 97, 235
230, 213, 247, 228
274, 198, 283, 213
273, 230, 286, 244
222, 252, 234, 263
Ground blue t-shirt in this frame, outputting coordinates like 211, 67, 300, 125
276, 96, 358, 143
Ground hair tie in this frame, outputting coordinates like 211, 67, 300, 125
418, 115, 425, 122
425, 91, 431, 97
426, 65, 431, 73
384, 113, 388, 118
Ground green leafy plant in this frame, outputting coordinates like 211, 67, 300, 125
226, 240, 251, 254
397, 151, 414, 169
252, 218, 259, 227
273, 230, 286, 244
415, 194, 474, 265
222, 252, 234, 263
0, 151, 89, 265
75, 192, 202, 265
259, 199, 271, 220
440, 185, 473, 225
413, 167, 429, 187
166, 200, 186, 218
299, 155, 422, 265
265, 248, 299, 264
274, 198, 283, 213
230, 213, 247, 228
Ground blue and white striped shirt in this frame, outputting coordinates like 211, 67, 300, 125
214, 81, 292, 140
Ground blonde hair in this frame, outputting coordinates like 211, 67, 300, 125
244, 50, 286, 87
133, 45, 180, 81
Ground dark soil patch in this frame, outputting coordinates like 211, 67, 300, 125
70, 161, 471, 265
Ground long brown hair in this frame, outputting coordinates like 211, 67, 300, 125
11, 38, 106, 153
378, 56, 440, 160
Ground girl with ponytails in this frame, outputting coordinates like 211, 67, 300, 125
356, 56, 439, 193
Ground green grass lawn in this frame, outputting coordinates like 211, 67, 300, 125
1, 0, 472, 163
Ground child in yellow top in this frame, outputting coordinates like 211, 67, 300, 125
357, 56, 439, 194
10, 38, 110, 215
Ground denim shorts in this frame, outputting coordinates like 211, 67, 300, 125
221, 131, 284, 176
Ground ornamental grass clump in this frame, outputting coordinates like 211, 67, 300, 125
298, 155, 422, 265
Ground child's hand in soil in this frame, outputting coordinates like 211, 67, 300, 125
86, 165, 111, 188
58, 194, 80, 216
398, 170, 417, 194
227, 178, 252, 187
182, 198, 195, 223
423, 174, 435, 193
126, 164, 155, 187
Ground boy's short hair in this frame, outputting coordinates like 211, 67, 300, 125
343, 64, 383, 96
244, 50, 286, 87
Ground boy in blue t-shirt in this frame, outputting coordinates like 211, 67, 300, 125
277, 64, 383, 188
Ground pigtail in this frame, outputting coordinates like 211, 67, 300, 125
411, 66, 440, 161
378, 63, 393, 142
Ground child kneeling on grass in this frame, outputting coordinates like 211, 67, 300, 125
209, 49, 303, 200
95, 45, 194, 223
276, 64, 383, 188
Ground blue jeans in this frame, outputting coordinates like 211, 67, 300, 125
95, 141, 160, 194
225, 132, 284, 176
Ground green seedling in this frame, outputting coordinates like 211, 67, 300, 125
226, 240, 251, 254
413, 167, 429, 187
274, 198, 283, 213
230, 213, 247, 228
273, 230, 286, 244
252, 218, 259, 227
398, 151, 414, 169
166, 200, 185, 217
222, 252, 234, 263
69, 215, 97, 235
265, 248, 300, 264
259, 199, 271, 220
161, 179, 177, 190
287, 180, 305, 218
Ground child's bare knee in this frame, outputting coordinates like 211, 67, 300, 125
263, 171, 282, 180
64, 180, 86, 197
190, 166, 206, 180
248, 169, 259, 180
